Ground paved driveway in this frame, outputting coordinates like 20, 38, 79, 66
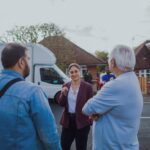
50, 96, 150, 150
139, 100, 150, 150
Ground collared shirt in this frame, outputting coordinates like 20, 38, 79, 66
68, 86, 79, 113
83, 72, 143, 150
0, 70, 61, 150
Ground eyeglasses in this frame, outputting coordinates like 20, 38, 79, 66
69, 70, 78, 74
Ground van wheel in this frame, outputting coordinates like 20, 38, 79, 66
54, 91, 61, 104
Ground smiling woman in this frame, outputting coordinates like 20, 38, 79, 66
57, 63, 93, 150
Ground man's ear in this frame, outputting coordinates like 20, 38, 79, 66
18, 58, 24, 69
111, 59, 116, 68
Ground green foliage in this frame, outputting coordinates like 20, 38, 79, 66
57, 63, 68, 73
0, 23, 65, 43
95, 50, 108, 62
96, 65, 106, 73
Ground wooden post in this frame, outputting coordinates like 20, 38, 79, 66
138, 77, 147, 94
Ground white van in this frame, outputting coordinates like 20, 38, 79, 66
0, 43, 69, 102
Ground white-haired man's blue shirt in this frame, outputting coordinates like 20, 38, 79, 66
82, 72, 143, 150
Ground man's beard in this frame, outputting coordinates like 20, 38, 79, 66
23, 63, 30, 78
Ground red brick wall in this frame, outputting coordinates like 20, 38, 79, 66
87, 66, 98, 80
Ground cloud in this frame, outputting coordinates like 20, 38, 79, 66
100, 37, 109, 41
140, 19, 150, 23
65, 26, 94, 37
146, 4, 150, 16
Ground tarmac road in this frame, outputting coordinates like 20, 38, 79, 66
50, 96, 150, 150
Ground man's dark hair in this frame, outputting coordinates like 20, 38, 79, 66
1, 43, 27, 69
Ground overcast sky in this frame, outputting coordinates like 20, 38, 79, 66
0, 0, 150, 54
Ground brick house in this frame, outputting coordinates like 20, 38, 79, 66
39, 36, 105, 81
134, 40, 150, 94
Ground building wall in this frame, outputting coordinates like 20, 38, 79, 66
87, 66, 98, 80
87, 66, 98, 93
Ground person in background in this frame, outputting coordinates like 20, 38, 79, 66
83, 69, 93, 84
97, 66, 115, 90
100, 66, 115, 84
82, 45, 143, 150
97, 70, 105, 90
57, 63, 93, 150
0, 43, 61, 150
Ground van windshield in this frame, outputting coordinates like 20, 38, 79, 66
40, 68, 64, 84
54, 65, 68, 79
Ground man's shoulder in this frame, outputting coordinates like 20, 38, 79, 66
15, 80, 40, 93
13, 81, 45, 100
18, 80, 35, 87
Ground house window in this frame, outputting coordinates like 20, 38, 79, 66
147, 69, 150, 74
139, 70, 145, 77
139, 69, 150, 83
80, 65, 87, 78
147, 69, 150, 83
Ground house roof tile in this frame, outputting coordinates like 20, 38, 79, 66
134, 40, 150, 70
39, 36, 105, 66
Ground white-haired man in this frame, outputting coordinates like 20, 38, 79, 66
82, 45, 143, 150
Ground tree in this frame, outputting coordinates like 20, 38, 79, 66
0, 23, 65, 43
95, 50, 108, 62
95, 50, 108, 73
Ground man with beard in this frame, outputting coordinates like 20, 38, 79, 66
0, 43, 61, 150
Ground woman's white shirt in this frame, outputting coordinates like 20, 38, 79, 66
68, 86, 79, 113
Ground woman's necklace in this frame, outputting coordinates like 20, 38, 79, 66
71, 83, 80, 95
72, 87, 78, 95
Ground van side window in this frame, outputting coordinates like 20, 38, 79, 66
40, 68, 64, 84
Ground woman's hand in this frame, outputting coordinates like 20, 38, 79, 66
61, 87, 68, 96
89, 114, 100, 121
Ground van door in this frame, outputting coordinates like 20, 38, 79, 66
34, 65, 64, 99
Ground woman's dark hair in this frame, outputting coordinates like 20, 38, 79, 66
1, 43, 27, 69
68, 63, 81, 71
